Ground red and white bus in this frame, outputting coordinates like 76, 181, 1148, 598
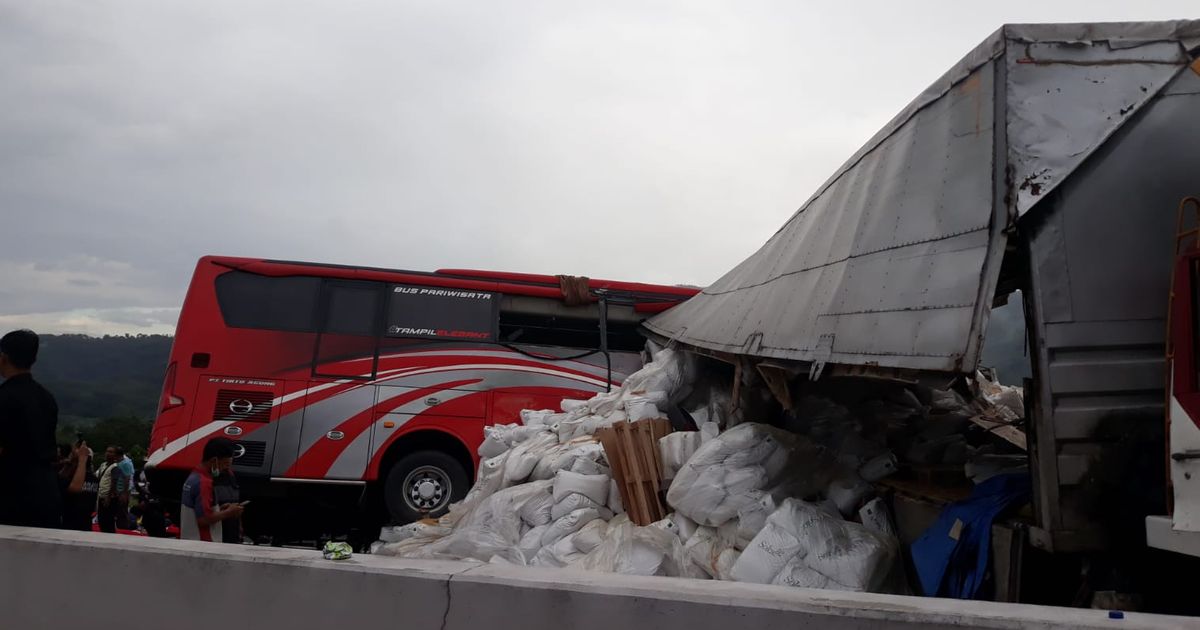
146, 256, 697, 539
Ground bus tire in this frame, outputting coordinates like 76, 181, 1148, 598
383, 450, 469, 524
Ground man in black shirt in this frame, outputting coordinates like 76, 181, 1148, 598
0, 330, 62, 528
57, 441, 98, 531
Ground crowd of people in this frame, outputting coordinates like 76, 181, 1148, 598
0, 328, 242, 543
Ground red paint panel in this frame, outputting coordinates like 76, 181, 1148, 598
491, 387, 594, 426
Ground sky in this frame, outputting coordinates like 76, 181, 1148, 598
1, 1, 1195, 336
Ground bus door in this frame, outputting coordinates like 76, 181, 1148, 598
190, 375, 285, 478
281, 280, 384, 480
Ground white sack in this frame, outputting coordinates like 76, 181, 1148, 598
859, 453, 898, 482
540, 508, 601, 547
533, 533, 585, 568
516, 480, 555, 527
561, 399, 589, 412
732, 499, 894, 592
608, 479, 624, 514
573, 518, 609, 554
735, 492, 776, 548
626, 399, 662, 422
667, 423, 822, 527
552, 470, 610, 505
519, 525, 550, 559
670, 512, 698, 542
551, 492, 605, 521
827, 474, 874, 517
520, 409, 558, 426
715, 548, 740, 581
659, 431, 703, 481
577, 517, 686, 577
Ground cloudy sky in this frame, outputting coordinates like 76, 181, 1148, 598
1, 1, 1194, 335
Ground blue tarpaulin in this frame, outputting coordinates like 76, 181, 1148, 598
911, 473, 1031, 599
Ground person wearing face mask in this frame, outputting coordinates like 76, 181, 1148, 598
180, 437, 244, 542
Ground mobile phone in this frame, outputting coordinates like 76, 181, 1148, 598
75, 432, 84, 446
239, 500, 251, 506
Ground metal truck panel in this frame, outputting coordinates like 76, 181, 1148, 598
1007, 39, 1192, 215
647, 21, 1200, 376
647, 59, 1000, 373
1023, 64, 1200, 551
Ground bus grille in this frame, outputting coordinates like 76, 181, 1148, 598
232, 440, 267, 468
213, 389, 273, 423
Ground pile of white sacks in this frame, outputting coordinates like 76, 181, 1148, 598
373, 346, 901, 592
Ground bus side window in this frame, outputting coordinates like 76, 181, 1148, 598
313, 281, 383, 379
214, 271, 321, 332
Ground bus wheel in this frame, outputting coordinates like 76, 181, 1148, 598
383, 450, 469, 524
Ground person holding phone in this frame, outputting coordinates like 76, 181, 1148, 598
56, 439, 97, 531
180, 437, 244, 542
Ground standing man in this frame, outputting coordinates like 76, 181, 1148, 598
0, 329, 61, 528
96, 446, 130, 532
180, 437, 243, 542
116, 446, 134, 522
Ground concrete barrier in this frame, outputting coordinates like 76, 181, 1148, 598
0, 526, 1187, 629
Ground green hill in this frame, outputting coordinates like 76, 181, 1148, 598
29, 334, 173, 461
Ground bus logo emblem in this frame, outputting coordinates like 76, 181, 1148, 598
229, 399, 254, 414
232, 444, 246, 459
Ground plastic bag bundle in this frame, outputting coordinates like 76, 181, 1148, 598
379, 520, 450, 543
577, 516, 687, 577
731, 499, 895, 592
410, 485, 530, 562
715, 548, 740, 581
666, 423, 820, 527
682, 526, 725, 578
573, 518, 609, 554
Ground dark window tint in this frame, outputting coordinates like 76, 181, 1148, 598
323, 283, 380, 336
214, 271, 321, 332
498, 312, 644, 353
386, 285, 497, 341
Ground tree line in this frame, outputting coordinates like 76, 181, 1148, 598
35, 334, 173, 464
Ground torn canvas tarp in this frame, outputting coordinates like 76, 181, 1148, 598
645, 20, 1200, 375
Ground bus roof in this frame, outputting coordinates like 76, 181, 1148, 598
202, 256, 699, 312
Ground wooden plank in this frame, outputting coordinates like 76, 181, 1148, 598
599, 419, 674, 525
639, 421, 662, 521
626, 422, 655, 524
597, 426, 633, 518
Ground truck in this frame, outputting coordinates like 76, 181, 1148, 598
644, 19, 1200, 603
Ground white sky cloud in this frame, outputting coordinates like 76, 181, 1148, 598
1, 1, 1195, 335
